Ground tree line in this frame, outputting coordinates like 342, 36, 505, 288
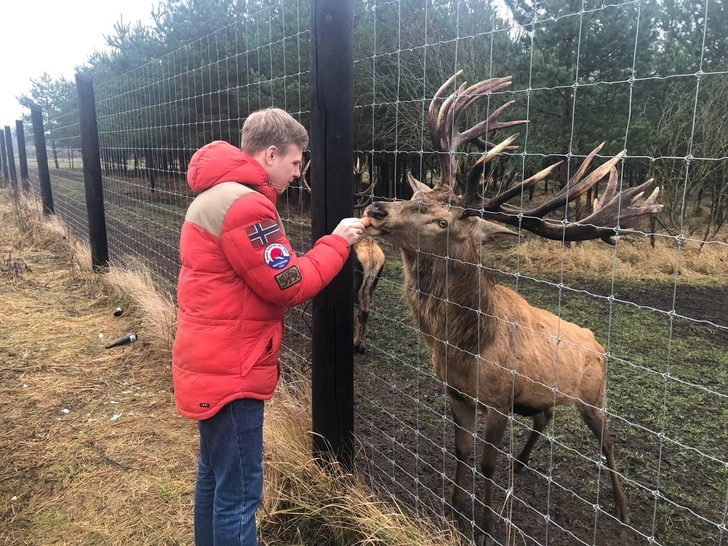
15, 0, 728, 238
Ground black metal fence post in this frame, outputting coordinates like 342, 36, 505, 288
30, 105, 54, 215
16, 120, 29, 190
310, 0, 355, 470
0, 130, 9, 180
4, 126, 17, 186
75, 74, 109, 271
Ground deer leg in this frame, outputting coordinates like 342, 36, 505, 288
353, 269, 367, 353
354, 307, 367, 352
514, 408, 553, 473
578, 403, 630, 525
476, 409, 509, 546
446, 388, 476, 527
356, 284, 371, 353
354, 265, 382, 353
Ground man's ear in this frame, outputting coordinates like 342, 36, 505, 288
264, 145, 277, 165
479, 219, 520, 245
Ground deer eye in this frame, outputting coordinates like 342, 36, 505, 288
438, 220, 449, 228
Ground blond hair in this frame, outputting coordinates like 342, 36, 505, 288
240, 108, 308, 155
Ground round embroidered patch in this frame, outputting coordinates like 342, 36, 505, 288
264, 243, 290, 269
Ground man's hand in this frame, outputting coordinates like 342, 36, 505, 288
333, 218, 366, 247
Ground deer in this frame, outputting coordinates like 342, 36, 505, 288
299, 156, 385, 353
364, 71, 661, 545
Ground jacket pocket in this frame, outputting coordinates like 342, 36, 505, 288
239, 322, 282, 379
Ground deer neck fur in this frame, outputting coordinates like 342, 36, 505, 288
400, 247, 497, 361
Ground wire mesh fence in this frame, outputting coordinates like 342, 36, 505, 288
4, 0, 727, 545
351, 2, 727, 546
34, 111, 89, 242
90, 1, 312, 291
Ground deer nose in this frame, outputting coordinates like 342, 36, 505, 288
367, 202, 388, 220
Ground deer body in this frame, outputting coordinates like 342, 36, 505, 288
352, 156, 385, 352
403, 247, 607, 413
353, 237, 385, 352
370, 200, 629, 544
363, 71, 661, 543
298, 156, 385, 352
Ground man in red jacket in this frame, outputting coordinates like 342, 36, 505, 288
172, 107, 365, 546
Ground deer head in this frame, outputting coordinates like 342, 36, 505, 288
366, 183, 519, 258
366, 71, 662, 256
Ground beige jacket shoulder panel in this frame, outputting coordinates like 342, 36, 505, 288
185, 182, 285, 237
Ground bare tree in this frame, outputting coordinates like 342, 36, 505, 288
651, 80, 728, 241
365, 71, 661, 545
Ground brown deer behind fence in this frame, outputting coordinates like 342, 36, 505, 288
299, 157, 385, 352
364, 71, 661, 545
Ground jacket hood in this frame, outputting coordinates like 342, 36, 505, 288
186, 140, 276, 203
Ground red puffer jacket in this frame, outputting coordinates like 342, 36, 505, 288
172, 141, 350, 420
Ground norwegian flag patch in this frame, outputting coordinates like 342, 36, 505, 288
246, 219, 282, 248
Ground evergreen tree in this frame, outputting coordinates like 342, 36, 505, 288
17, 73, 78, 168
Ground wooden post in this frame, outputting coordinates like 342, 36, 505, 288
4, 126, 17, 186
310, 0, 354, 469
30, 105, 54, 215
146, 147, 156, 191
16, 120, 29, 190
310, 0, 355, 469
0, 130, 7, 180
75, 73, 109, 271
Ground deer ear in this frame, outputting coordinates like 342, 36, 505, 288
407, 172, 431, 194
479, 219, 519, 245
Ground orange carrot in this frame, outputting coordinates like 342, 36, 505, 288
362, 216, 372, 227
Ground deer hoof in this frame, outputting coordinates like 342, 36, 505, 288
513, 458, 528, 474
617, 506, 631, 526
444, 502, 475, 539
472, 528, 495, 546
354, 341, 367, 353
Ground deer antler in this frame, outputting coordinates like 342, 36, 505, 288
430, 70, 663, 243
298, 159, 311, 191
354, 155, 369, 176
429, 70, 527, 189
354, 155, 376, 210
463, 144, 662, 242
299, 156, 377, 211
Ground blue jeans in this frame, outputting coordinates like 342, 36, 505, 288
194, 398, 264, 546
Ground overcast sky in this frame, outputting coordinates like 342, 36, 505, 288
1, 0, 157, 125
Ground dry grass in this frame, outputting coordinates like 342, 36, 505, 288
104, 264, 177, 355
262, 375, 457, 545
0, 191, 197, 546
0, 189, 457, 545
487, 234, 728, 284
